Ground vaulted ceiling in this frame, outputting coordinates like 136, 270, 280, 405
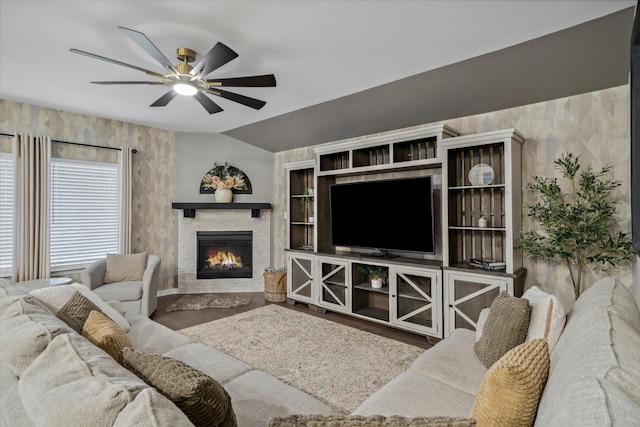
0, 1, 636, 152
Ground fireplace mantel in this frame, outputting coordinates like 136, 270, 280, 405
172, 202, 271, 218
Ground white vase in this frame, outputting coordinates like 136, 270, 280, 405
215, 188, 233, 203
371, 278, 383, 289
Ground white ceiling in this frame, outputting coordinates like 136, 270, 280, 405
0, 0, 636, 151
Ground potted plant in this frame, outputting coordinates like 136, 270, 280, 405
357, 265, 388, 289
520, 153, 635, 299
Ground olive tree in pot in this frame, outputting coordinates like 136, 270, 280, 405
520, 153, 635, 299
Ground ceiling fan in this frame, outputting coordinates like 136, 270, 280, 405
70, 26, 276, 114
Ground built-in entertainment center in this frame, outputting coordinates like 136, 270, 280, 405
284, 122, 526, 339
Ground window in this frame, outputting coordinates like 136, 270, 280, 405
0, 153, 13, 275
50, 158, 118, 271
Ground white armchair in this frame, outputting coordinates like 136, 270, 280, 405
80, 254, 161, 317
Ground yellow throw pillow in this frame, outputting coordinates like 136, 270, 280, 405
470, 338, 550, 427
82, 310, 132, 364
104, 252, 147, 283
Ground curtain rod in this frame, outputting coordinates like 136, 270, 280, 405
0, 132, 137, 154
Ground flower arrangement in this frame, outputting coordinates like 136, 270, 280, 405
202, 162, 248, 192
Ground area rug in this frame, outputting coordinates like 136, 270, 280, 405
179, 304, 425, 413
165, 294, 251, 312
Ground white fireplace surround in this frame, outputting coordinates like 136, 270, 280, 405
177, 209, 271, 293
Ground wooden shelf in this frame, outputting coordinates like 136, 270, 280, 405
172, 202, 271, 218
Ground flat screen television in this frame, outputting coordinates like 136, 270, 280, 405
330, 176, 435, 255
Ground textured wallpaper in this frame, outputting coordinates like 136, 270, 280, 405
273, 85, 633, 295
0, 100, 177, 290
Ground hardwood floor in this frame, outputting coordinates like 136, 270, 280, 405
151, 292, 434, 349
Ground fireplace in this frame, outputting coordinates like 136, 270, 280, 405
197, 231, 253, 279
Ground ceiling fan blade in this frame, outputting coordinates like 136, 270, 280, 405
206, 88, 266, 110
207, 74, 276, 87
91, 81, 164, 85
194, 92, 223, 114
118, 26, 177, 74
190, 42, 238, 77
70, 48, 165, 78
150, 90, 177, 107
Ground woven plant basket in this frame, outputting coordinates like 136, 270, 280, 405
263, 271, 287, 302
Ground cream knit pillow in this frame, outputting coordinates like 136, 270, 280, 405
521, 286, 566, 351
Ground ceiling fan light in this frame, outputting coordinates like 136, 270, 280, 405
173, 83, 197, 96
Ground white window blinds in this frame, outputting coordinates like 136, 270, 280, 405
50, 158, 118, 271
0, 153, 13, 275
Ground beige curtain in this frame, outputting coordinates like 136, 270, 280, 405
12, 134, 51, 282
118, 146, 133, 254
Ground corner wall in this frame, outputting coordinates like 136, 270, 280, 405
0, 100, 177, 291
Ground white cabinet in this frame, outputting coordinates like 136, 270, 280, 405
443, 268, 525, 337
316, 257, 350, 313
286, 252, 315, 304
390, 266, 441, 337
287, 252, 444, 338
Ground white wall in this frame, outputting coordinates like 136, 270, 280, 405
174, 132, 274, 203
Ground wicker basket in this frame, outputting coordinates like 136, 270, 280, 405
263, 271, 287, 302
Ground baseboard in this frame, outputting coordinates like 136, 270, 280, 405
157, 288, 180, 297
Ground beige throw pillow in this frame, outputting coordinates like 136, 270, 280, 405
474, 291, 531, 368
122, 347, 237, 427
471, 338, 550, 427
104, 252, 148, 284
82, 310, 132, 364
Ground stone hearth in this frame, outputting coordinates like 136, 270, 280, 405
178, 209, 271, 293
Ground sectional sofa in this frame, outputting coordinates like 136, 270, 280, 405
1, 277, 639, 426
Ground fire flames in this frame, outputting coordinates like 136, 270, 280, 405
205, 250, 243, 270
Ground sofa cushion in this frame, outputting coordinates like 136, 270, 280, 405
31, 283, 131, 332
122, 347, 237, 427
0, 313, 73, 376
164, 343, 252, 384
56, 291, 103, 334
93, 280, 143, 302
127, 316, 193, 354
0, 294, 50, 319
534, 279, 640, 427
19, 333, 149, 427
104, 252, 147, 284
268, 415, 476, 427
521, 286, 566, 351
474, 291, 531, 368
351, 371, 475, 418
1, 354, 35, 427
410, 328, 487, 396
83, 310, 132, 365
113, 388, 194, 427
224, 370, 336, 427
471, 338, 550, 427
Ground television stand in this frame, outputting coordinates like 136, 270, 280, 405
359, 250, 398, 259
